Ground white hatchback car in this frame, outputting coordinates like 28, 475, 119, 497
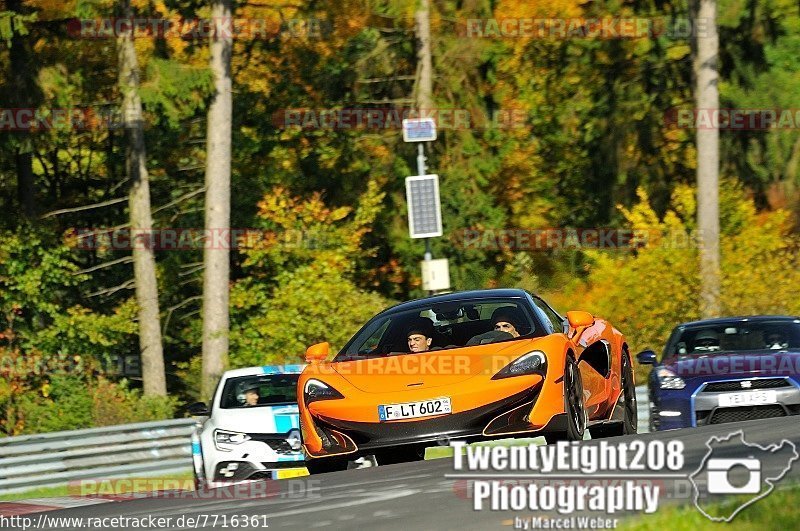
189, 365, 307, 488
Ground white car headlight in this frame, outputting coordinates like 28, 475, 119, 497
657, 367, 686, 389
214, 429, 251, 451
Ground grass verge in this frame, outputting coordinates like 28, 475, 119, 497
0, 470, 195, 502
620, 483, 800, 530
424, 437, 545, 460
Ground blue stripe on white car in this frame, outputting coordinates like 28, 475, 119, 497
261, 364, 305, 375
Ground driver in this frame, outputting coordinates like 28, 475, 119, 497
693, 329, 720, 352
407, 319, 434, 353
766, 332, 787, 350
243, 385, 260, 406
491, 308, 523, 338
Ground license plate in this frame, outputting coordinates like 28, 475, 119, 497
276, 468, 309, 479
718, 390, 778, 407
378, 397, 452, 421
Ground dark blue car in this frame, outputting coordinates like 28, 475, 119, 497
637, 315, 800, 431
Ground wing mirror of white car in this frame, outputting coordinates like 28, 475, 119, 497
187, 402, 210, 416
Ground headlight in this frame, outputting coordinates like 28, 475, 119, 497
657, 367, 686, 389
214, 429, 251, 451
304, 379, 344, 405
492, 351, 547, 380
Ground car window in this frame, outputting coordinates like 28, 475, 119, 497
337, 297, 542, 360
666, 321, 800, 357
219, 374, 300, 409
532, 297, 564, 333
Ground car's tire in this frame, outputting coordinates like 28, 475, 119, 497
305, 457, 348, 475
544, 354, 586, 444
590, 351, 637, 438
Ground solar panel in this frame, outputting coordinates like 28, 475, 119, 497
402, 118, 437, 142
405, 175, 443, 238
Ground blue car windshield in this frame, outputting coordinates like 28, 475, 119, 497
667, 320, 800, 357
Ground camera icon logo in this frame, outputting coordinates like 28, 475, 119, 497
690, 430, 798, 522
706, 458, 760, 494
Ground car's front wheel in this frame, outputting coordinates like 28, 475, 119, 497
545, 354, 586, 444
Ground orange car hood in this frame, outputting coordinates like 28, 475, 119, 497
329, 339, 541, 393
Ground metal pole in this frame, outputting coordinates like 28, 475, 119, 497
418, 143, 433, 263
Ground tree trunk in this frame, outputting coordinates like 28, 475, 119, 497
694, 0, 721, 317
118, 0, 167, 396
8, 0, 38, 218
414, 0, 434, 112
201, 0, 233, 400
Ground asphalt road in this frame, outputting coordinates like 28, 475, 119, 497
25, 417, 800, 531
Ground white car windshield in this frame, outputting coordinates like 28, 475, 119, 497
219, 374, 300, 409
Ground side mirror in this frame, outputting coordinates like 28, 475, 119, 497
187, 402, 210, 416
566, 310, 594, 328
305, 342, 330, 363
636, 349, 658, 365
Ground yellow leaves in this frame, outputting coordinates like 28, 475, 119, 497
666, 43, 691, 61
329, 206, 350, 221
130, 35, 155, 70
28, 0, 80, 19
496, 0, 583, 19
670, 183, 697, 222
618, 187, 661, 229
546, 182, 800, 383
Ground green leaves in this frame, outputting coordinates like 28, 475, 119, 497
228, 182, 392, 367
0, 10, 36, 46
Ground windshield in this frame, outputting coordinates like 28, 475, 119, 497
219, 374, 300, 409
665, 320, 800, 358
335, 297, 542, 361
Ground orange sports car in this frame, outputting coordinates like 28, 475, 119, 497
297, 289, 636, 473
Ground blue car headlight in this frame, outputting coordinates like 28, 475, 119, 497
657, 367, 686, 389
492, 351, 547, 380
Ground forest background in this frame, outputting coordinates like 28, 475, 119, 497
1, 0, 799, 435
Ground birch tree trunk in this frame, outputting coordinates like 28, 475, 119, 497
201, 1, 233, 399
414, 0, 434, 113
694, 0, 721, 317
117, 0, 166, 395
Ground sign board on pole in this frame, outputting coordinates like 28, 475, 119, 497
402, 117, 437, 143
405, 175, 443, 239
421, 258, 450, 291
